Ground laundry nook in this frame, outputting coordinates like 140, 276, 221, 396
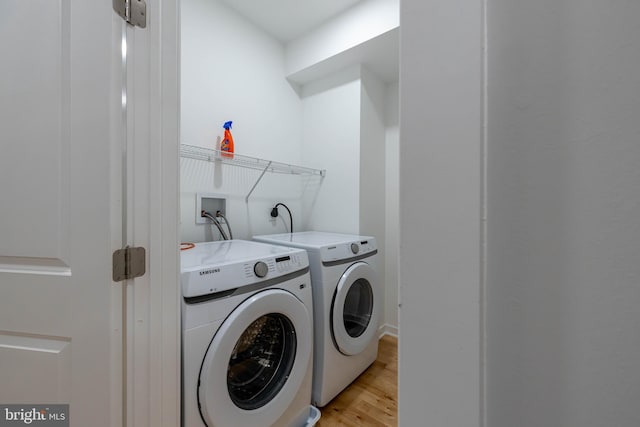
178, 0, 399, 425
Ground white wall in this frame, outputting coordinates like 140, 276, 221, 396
360, 68, 386, 238
399, 0, 483, 425
181, 0, 310, 241
384, 82, 399, 335
486, 1, 640, 426
360, 68, 389, 333
299, 67, 362, 233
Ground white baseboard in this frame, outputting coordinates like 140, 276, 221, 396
378, 323, 399, 339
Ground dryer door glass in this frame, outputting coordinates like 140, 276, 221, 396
332, 261, 380, 356
343, 278, 373, 337
227, 313, 297, 410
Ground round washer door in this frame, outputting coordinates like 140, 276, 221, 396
331, 261, 380, 356
198, 289, 312, 427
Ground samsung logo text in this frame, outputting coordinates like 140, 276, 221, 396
199, 268, 220, 276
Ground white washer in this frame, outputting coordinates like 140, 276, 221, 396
253, 232, 380, 407
181, 240, 315, 427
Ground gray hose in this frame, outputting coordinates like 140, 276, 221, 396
202, 211, 229, 240
217, 212, 233, 240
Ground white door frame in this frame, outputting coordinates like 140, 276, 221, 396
124, 0, 180, 425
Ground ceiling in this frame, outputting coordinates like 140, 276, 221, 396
286, 28, 398, 85
217, 0, 366, 43
214, 0, 398, 83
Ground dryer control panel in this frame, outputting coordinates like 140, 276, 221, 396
320, 238, 377, 263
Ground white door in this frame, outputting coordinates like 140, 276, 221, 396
0, 0, 125, 424
0, 1, 180, 426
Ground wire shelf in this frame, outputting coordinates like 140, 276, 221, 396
180, 144, 325, 201
180, 144, 325, 177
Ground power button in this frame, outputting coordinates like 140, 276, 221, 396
253, 261, 268, 278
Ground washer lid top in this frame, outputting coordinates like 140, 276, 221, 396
181, 240, 305, 270
180, 240, 309, 298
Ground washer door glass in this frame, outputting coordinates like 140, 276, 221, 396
198, 289, 312, 427
227, 313, 296, 410
332, 262, 379, 356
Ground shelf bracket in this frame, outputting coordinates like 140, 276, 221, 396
245, 161, 272, 202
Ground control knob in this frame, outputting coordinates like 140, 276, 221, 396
253, 261, 268, 278
350, 243, 359, 254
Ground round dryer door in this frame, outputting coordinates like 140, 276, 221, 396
331, 261, 380, 356
198, 289, 312, 427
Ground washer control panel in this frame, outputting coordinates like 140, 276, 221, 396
274, 254, 304, 273
243, 253, 306, 279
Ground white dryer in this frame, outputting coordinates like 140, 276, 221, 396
253, 232, 380, 407
181, 240, 316, 427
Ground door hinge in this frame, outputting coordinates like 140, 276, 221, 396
113, 246, 146, 282
113, 0, 147, 28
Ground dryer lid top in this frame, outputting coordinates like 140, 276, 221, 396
253, 232, 377, 263
253, 231, 376, 249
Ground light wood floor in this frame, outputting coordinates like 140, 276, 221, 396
317, 335, 398, 427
